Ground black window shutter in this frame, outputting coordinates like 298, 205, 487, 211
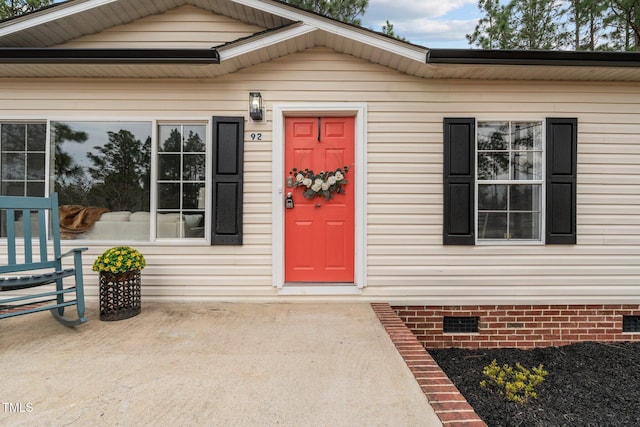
546, 118, 577, 244
211, 117, 244, 245
443, 118, 475, 245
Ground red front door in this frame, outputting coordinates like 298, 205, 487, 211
284, 117, 355, 283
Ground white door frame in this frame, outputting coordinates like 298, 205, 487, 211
272, 103, 367, 290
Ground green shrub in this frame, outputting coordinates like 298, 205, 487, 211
480, 359, 548, 404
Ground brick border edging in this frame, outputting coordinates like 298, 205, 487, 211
371, 303, 487, 427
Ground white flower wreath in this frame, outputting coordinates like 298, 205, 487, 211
289, 166, 349, 200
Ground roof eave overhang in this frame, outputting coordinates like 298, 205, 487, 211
0, 47, 220, 64
426, 48, 640, 67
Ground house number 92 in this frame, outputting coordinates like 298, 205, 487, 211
250, 133, 262, 141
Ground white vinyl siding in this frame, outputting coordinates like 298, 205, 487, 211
0, 44, 639, 303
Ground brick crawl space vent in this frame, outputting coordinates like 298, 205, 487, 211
443, 316, 479, 333
623, 315, 640, 333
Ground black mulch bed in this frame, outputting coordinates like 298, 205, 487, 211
429, 342, 640, 427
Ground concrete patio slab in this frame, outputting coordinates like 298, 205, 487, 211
1, 303, 441, 426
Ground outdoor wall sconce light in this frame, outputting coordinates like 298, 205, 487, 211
249, 92, 264, 121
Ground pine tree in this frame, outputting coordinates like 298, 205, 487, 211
0, 0, 54, 20
564, 0, 608, 50
282, 0, 368, 25
381, 20, 407, 41
607, 0, 640, 51
509, 0, 566, 50
467, 0, 513, 49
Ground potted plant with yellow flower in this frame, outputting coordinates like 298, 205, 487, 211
93, 246, 146, 321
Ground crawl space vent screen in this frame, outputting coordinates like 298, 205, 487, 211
443, 316, 479, 333
623, 315, 640, 333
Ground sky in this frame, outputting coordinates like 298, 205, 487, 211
359, 0, 481, 48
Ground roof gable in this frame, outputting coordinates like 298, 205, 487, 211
57, 4, 265, 49
0, 0, 427, 79
0, 0, 292, 48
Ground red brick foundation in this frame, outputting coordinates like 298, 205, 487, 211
393, 304, 640, 349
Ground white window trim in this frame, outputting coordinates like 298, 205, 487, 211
475, 119, 546, 246
271, 103, 368, 289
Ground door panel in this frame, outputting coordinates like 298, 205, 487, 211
284, 117, 355, 283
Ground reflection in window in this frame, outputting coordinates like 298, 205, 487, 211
52, 122, 152, 240
157, 124, 206, 238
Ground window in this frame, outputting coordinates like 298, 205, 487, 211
0, 123, 47, 238
157, 124, 206, 238
477, 121, 543, 242
443, 117, 577, 245
52, 121, 152, 240
0, 116, 244, 245
1, 123, 46, 197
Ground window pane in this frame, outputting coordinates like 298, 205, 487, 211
52, 121, 151, 240
478, 212, 507, 239
1, 124, 25, 151
183, 211, 205, 238
512, 122, 542, 150
26, 153, 45, 180
478, 122, 508, 151
27, 124, 46, 151
184, 126, 205, 152
156, 211, 182, 238
182, 183, 204, 209
158, 154, 180, 180
510, 212, 540, 239
2, 153, 25, 180
2, 182, 24, 196
478, 153, 509, 180
510, 185, 541, 211
158, 183, 180, 209
26, 182, 45, 197
159, 126, 181, 152
183, 154, 205, 181
478, 184, 508, 210
511, 151, 542, 180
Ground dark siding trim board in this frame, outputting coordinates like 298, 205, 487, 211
546, 118, 577, 244
211, 117, 244, 245
443, 118, 475, 245
427, 49, 640, 67
0, 48, 220, 64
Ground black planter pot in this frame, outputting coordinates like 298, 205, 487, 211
99, 270, 141, 321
